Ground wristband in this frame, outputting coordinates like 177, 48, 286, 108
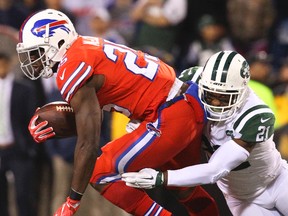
155, 172, 164, 186
163, 171, 168, 186
69, 188, 83, 201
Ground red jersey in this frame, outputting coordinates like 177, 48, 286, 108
56, 36, 176, 121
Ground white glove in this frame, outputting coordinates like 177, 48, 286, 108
121, 168, 164, 189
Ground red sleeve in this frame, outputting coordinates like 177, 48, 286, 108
56, 61, 94, 102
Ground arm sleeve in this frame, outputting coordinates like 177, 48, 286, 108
167, 140, 249, 187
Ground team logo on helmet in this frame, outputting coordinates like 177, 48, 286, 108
31, 19, 70, 38
240, 61, 250, 79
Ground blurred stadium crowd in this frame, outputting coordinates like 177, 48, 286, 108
0, 0, 288, 215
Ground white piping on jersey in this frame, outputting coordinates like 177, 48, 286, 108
60, 62, 85, 96
65, 65, 92, 101
166, 78, 183, 101
97, 119, 159, 183
117, 119, 159, 174
234, 107, 273, 132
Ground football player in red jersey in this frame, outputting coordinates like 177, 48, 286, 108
17, 9, 219, 216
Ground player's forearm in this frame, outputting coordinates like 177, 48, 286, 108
166, 163, 219, 187
72, 140, 98, 193
72, 113, 100, 193
69, 84, 102, 193
166, 140, 250, 187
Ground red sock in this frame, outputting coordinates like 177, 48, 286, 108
178, 186, 219, 216
101, 181, 172, 216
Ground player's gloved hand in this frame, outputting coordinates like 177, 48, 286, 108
28, 114, 55, 143
121, 168, 164, 189
54, 197, 80, 216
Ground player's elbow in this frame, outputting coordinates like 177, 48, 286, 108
210, 169, 229, 184
208, 163, 230, 184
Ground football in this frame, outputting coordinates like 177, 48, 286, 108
35, 101, 77, 138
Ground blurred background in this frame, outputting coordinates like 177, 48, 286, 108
1, 0, 288, 215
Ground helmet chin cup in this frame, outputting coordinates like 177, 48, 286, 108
206, 105, 236, 121
42, 66, 54, 78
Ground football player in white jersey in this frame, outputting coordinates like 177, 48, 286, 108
122, 51, 288, 216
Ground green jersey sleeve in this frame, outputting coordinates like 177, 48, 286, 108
233, 105, 275, 143
178, 66, 203, 83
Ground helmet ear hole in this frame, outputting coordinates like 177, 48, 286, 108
58, 39, 65, 49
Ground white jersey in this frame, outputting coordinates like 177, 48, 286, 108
206, 88, 284, 199
179, 67, 287, 200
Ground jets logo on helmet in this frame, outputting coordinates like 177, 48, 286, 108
240, 61, 250, 79
31, 19, 70, 38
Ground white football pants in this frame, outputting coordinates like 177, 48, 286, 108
224, 163, 288, 216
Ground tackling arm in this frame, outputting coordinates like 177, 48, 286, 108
167, 140, 250, 186
122, 139, 250, 188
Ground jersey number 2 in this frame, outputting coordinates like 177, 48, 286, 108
103, 41, 159, 80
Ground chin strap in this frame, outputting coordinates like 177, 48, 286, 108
42, 58, 57, 78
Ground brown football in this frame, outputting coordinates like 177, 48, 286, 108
35, 101, 77, 138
